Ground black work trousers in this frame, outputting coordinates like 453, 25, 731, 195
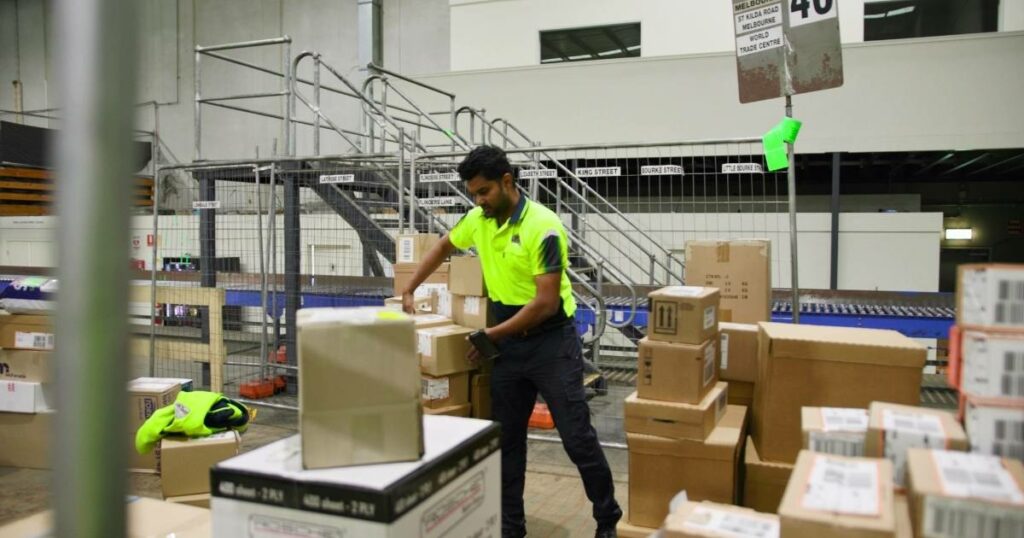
490, 323, 622, 537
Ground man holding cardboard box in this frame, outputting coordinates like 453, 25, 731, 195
400, 146, 622, 538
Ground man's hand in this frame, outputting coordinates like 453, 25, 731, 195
401, 291, 416, 314
465, 327, 500, 367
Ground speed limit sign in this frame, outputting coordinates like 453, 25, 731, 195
788, 0, 838, 27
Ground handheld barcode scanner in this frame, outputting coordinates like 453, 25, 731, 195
468, 329, 500, 361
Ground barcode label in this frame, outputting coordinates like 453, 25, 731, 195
437, 292, 452, 317
1002, 351, 1024, 397
883, 409, 948, 487
809, 431, 866, 457
801, 455, 881, 516
966, 404, 1024, 463
991, 275, 1024, 326
820, 407, 869, 433
398, 237, 414, 263
417, 332, 432, 356
703, 305, 716, 330
682, 506, 780, 538
421, 376, 450, 400
720, 333, 730, 370
932, 450, 1024, 503
464, 296, 481, 316
703, 343, 716, 387
924, 496, 1024, 538
963, 333, 1024, 399
14, 332, 54, 350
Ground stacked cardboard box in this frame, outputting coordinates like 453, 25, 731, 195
684, 239, 772, 324
718, 322, 758, 407
161, 431, 241, 507
801, 406, 869, 457
0, 315, 56, 469
661, 501, 779, 538
864, 402, 968, 488
392, 232, 448, 307
128, 377, 185, 472
953, 264, 1024, 462
625, 286, 746, 529
445, 256, 494, 330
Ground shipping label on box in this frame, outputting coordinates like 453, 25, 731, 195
965, 401, 1024, 461
456, 295, 492, 329
421, 371, 469, 409
865, 402, 968, 488
396, 234, 439, 264
648, 286, 719, 345
0, 350, 51, 382
685, 240, 771, 323
803, 407, 868, 458
961, 331, 1024, 401
958, 264, 1024, 330
0, 381, 54, 413
665, 502, 780, 538
0, 315, 54, 350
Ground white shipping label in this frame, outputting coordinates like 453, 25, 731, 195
720, 333, 730, 370
703, 344, 717, 387
961, 268, 1024, 327
966, 404, 1024, 463
682, 506, 780, 538
437, 293, 453, 317
883, 409, 948, 487
962, 333, 1024, 399
421, 377, 450, 401
417, 332, 432, 357
14, 332, 54, 350
319, 174, 355, 184
924, 495, 1024, 538
722, 163, 764, 174
809, 431, 866, 457
736, 25, 783, 57
661, 286, 704, 297
801, 456, 881, 516
398, 237, 414, 263
820, 408, 869, 433
464, 297, 481, 316
703, 306, 716, 330
734, 2, 782, 35
416, 283, 448, 300
931, 450, 1024, 504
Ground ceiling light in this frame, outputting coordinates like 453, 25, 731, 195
945, 228, 973, 240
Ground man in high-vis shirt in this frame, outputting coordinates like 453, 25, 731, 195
401, 146, 621, 538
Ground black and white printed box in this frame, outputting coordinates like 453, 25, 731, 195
957, 264, 1024, 331
964, 400, 1024, 462
211, 415, 501, 538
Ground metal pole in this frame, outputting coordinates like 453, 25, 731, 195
313, 54, 321, 156
194, 48, 202, 160
149, 104, 160, 376
410, 134, 418, 231
269, 160, 281, 350
284, 38, 293, 156
398, 129, 406, 234
830, 152, 840, 290
786, 95, 800, 323
53, 0, 139, 533
256, 165, 268, 381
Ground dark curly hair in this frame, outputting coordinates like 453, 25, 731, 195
457, 145, 514, 183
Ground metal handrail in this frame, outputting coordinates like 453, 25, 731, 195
366, 63, 456, 99
196, 36, 291, 53
362, 75, 468, 152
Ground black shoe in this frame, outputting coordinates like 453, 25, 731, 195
595, 525, 617, 538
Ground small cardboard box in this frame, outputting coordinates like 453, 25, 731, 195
128, 377, 183, 473
418, 324, 475, 376
421, 371, 470, 409
411, 313, 453, 329
957, 263, 1024, 332
684, 240, 771, 323
297, 307, 423, 470
393, 262, 449, 298
719, 322, 758, 383
471, 373, 491, 419
165, 493, 211, 509
0, 497, 212, 537
0, 315, 54, 350
160, 431, 241, 497
752, 322, 926, 463
779, 451, 896, 538
435, 290, 455, 318
662, 501, 779, 538
801, 407, 868, 457
906, 448, 1024, 538
0, 350, 51, 382
617, 520, 659, 538
964, 399, 1024, 459
637, 336, 718, 404
627, 405, 747, 528
728, 380, 755, 407
960, 330, 1024, 401
395, 233, 440, 264
384, 295, 433, 314
625, 382, 728, 441
422, 402, 472, 417
0, 411, 53, 469
648, 286, 720, 345
454, 295, 493, 329
742, 436, 794, 514
865, 402, 968, 488
450, 255, 486, 296
0, 380, 54, 413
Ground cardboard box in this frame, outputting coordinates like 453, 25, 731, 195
160, 431, 241, 497
719, 322, 758, 383
779, 451, 896, 538
752, 322, 926, 463
435, 290, 454, 318
957, 263, 1024, 331
648, 286, 720, 345
0, 380, 54, 413
728, 380, 755, 407
685, 240, 771, 323
894, 494, 913, 538
742, 437, 794, 514
422, 402, 472, 417
964, 399, 1024, 460
393, 262, 449, 298
454, 295, 493, 329
421, 371, 470, 409
801, 407, 868, 457
0, 350, 51, 382
663, 501, 779, 538
0, 315, 53, 350
384, 295, 433, 314
211, 417, 501, 538
0, 496, 211, 537
906, 448, 1024, 538
627, 405, 747, 528
471, 373, 491, 419
418, 324, 475, 376
411, 313, 453, 329
450, 255, 486, 296
865, 402, 968, 488
617, 520, 659, 538
637, 337, 718, 404
0, 411, 53, 469
395, 233, 439, 264
960, 330, 1024, 401
165, 493, 211, 509
128, 377, 182, 472
132, 376, 194, 392
297, 307, 423, 470
625, 383, 728, 441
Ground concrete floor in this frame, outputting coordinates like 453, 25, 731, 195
0, 406, 631, 537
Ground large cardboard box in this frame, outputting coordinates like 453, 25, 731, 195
779, 451, 896, 538
0, 350, 51, 382
627, 405, 747, 528
617, 520, 659, 538
752, 322, 926, 463
0, 411, 53, 469
742, 437, 794, 514
906, 448, 1024, 538
421, 371, 470, 409
395, 233, 440, 264
960, 330, 1024, 400
0, 380, 53, 413
450, 255, 486, 296
964, 399, 1024, 459
297, 307, 422, 470
418, 324, 475, 376
128, 377, 182, 473
801, 406, 868, 457
0, 496, 211, 537
684, 240, 771, 323
471, 373, 491, 419
957, 263, 1024, 332
625, 383, 728, 441
864, 402, 968, 488
637, 336, 718, 404
0, 315, 53, 350
393, 262, 449, 298
422, 402, 472, 417
160, 431, 241, 498
648, 286, 719, 345
662, 501, 779, 538
211, 417, 501, 538
727, 380, 755, 407
453, 295, 494, 329
718, 322, 758, 383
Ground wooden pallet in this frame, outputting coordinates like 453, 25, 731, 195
0, 166, 153, 216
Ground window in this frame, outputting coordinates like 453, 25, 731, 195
540, 23, 640, 64
864, 0, 999, 42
